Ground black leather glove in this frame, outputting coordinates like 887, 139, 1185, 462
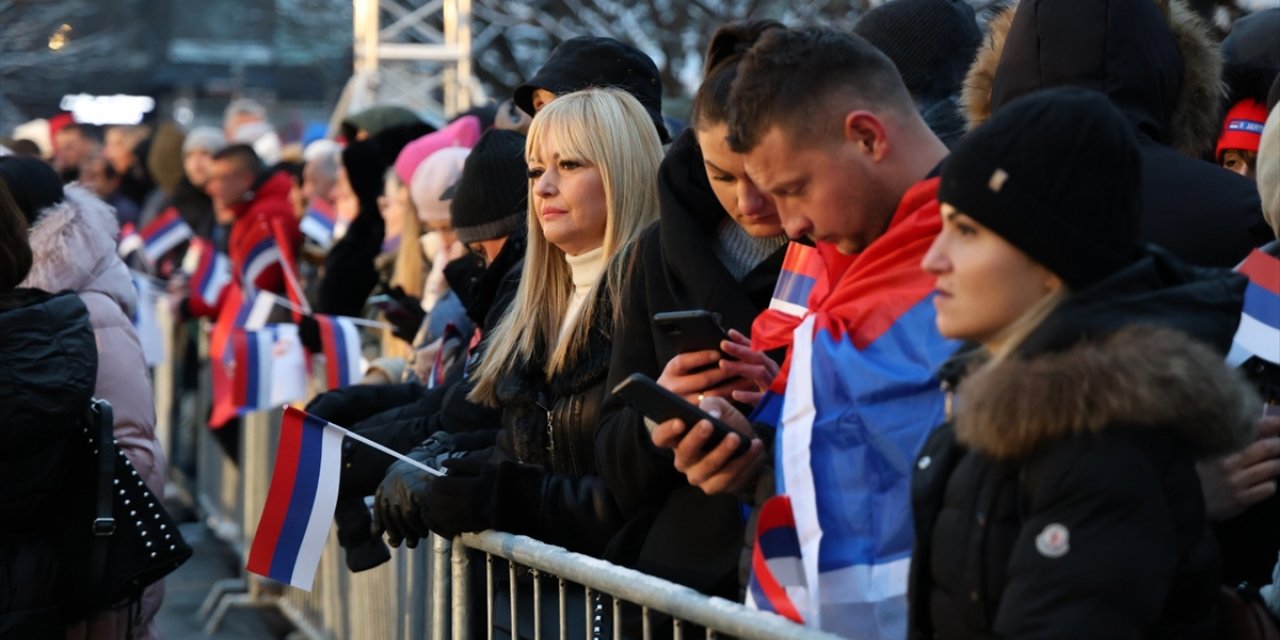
298, 314, 322, 353
371, 432, 464, 548
422, 455, 501, 539
381, 286, 427, 343
334, 496, 390, 572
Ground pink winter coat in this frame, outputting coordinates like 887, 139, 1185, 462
21, 185, 168, 640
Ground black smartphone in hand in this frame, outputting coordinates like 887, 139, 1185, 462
611, 373, 750, 458
654, 310, 730, 355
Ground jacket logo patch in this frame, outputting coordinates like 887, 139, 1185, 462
1035, 523, 1070, 558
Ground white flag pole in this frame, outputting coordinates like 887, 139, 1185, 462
298, 409, 444, 477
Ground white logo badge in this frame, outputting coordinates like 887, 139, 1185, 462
1035, 523, 1070, 558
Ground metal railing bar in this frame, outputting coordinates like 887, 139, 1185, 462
457, 531, 842, 640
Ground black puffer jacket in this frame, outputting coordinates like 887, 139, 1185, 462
908, 250, 1258, 639
0, 289, 97, 639
963, 0, 1272, 267
595, 130, 784, 596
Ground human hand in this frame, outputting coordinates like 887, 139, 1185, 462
1198, 415, 1280, 521
371, 451, 437, 548
657, 349, 755, 405
422, 456, 499, 539
651, 396, 765, 496
716, 329, 779, 407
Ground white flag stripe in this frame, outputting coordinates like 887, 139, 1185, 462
779, 315, 823, 627
289, 424, 344, 591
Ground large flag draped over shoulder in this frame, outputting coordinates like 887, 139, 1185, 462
747, 178, 958, 638
1227, 248, 1280, 367
247, 407, 343, 590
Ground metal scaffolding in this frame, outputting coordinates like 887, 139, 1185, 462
341, 0, 475, 127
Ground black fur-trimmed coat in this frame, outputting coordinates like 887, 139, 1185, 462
908, 324, 1259, 639
962, 0, 1272, 268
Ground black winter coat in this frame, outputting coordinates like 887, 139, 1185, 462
0, 290, 97, 639
482, 281, 627, 558
968, 0, 1272, 268
908, 250, 1258, 639
594, 130, 784, 596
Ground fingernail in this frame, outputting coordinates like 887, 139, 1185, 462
708, 408, 721, 419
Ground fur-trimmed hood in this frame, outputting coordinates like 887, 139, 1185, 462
19, 184, 137, 317
955, 326, 1259, 459
963, 0, 1224, 156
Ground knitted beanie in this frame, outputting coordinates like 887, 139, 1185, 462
182, 126, 227, 156
514, 37, 670, 143
394, 116, 481, 185
447, 129, 528, 244
854, 0, 981, 101
0, 156, 65, 225
940, 87, 1142, 290
411, 147, 470, 224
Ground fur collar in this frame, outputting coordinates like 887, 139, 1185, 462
955, 326, 1259, 459
20, 184, 136, 317
962, 0, 1223, 156
495, 293, 615, 405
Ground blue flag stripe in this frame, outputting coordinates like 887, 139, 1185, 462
1243, 282, 1280, 328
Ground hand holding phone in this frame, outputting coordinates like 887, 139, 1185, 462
654, 310, 730, 356
611, 373, 750, 458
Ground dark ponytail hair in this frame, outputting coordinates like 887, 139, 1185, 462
690, 19, 784, 130
0, 180, 33, 292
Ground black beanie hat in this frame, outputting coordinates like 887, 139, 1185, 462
446, 129, 528, 244
940, 87, 1142, 290
854, 0, 981, 101
0, 156, 66, 225
514, 36, 671, 143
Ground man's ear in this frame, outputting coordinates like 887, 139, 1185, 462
842, 111, 889, 162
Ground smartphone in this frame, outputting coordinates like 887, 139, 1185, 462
653, 310, 730, 355
611, 373, 750, 458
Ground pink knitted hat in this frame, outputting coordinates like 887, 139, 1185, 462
394, 115, 482, 184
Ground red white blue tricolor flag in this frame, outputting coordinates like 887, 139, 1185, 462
299, 200, 337, 248
139, 208, 194, 264
231, 324, 308, 411
315, 314, 363, 389
241, 226, 283, 295
117, 222, 143, 259
747, 179, 956, 638
1228, 248, 1280, 366
768, 244, 824, 318
746, 495, 811, 623
247, 407, 344, 590
184, 238, 232, 311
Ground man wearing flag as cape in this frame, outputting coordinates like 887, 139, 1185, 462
650, 27, 957, 638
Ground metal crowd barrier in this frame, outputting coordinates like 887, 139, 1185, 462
153, 309, 834, 640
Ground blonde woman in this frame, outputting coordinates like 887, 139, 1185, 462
385, 88, 662, 555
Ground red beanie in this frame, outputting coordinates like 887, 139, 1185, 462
1217, 99, 1268, 160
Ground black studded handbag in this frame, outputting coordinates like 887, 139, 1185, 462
55, 399, 193, 624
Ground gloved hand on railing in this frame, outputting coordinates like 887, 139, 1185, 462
371, 431, 466, 548
421, 456, 507, 539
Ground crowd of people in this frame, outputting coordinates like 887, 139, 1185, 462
3, 0, 1280, 638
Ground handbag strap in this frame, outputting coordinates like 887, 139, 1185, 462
89, 399, 116, 589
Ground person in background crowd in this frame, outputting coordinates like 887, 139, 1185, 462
301, 139, 342, 225
340, 105, 424, 143
1217, 99, 1267, 180
513, 36, 671, 144
0, 156, 167, 640
223, 98, 282, 166
962, 0, 1272, 268
854, 0, 982, 148
102, 124, 153, 212
1217, 8, 1279, 181
407, 148, 471, 318
910, 87, 1258, 639
177, 126, 226, 241
138, 122, 187, 228
0, 179, 98, 639
594, 19, 789, 601
79, 154, 139, 228
52, 123, 98, 184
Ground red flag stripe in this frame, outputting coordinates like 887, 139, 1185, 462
246, 408, 305, 575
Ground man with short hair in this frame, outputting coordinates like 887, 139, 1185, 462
652, 27, 956, 638
52, 123, 98, 183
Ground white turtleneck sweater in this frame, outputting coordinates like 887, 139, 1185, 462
557, 246, 606, 347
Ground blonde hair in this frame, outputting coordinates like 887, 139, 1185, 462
1257, 103, 1280, 238
469, 88, 662, 406
382, 172, 427, 361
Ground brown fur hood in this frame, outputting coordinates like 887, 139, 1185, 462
963, 0, 1223, 156
954, 326, 1260, 460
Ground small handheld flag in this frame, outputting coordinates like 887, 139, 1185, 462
118, 223, 143, 260
769, 243, 825, 318
746, 495, 810, 624
240, 225, 282, 295
299, 200, 337, 248
184, 238, 231, 312
231, 324, 308, 411
315, 314, 363, 389
247, 407, 441, 590
139, 208, 194, 264
1228, 249, 1280, 366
